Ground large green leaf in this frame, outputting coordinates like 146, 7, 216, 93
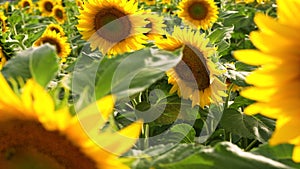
29, 45, 59, 87
135, 95, 198, 125
95, 48, 182, 99
252, 144, 300, 169
71, 48, 182, 110
208, 26, 234, 44
132, 142, 292, 169
220, 108, 274, 143
170, 123, 196, 143
2, 44, 59, 87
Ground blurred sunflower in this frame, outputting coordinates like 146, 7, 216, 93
18, 0, 34, 13
139, 0, 156, 6
256, 0, 269, 4
144, 13, 166, 40
77, 0, 149, 55
0, 12, 7, 33
0, 2, 9, 13
52, 5, 67, 24
235, 0, 255, 3
34, 30, 71, 61
38, 0, 57, 16
75, 0, 84, 9
161, 0, 171, 4
236, 0, 269, 4
0, 74, 142, 169
234, 0, 300, 162
0, 46, 6, 70
177, 0, 218, 30
46, 23, 65, 36
156, 27, 226, 107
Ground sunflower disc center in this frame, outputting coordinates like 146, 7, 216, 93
41, 38, 62, 54
55, 9, 63, 19
174, 45, 210, 90
23, 1, 30, 7
50, 27, 60, 34
94, 8, 131, 42
0, 120, 97, 169
188, 2, 208, 20
44, 2, 53, 12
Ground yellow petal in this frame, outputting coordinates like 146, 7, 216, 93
293, 146, 300, 163
233, 50, 279, 66
93, 120, 143, 156
241, 87, 276, 102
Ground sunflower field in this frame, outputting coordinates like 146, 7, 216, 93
0, 0, 299, 168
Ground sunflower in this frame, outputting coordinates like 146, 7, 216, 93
38, 0, 57, 16
75, 0, 84, 9
0, 74, 142, 168
0, 46, 6, 70
0, 12, 7, 33
256, 0, 269, 4
144, 12, 166, 40
46, 23, 65, 36
156, 27, 227, 108
34, 30, 71, 61
234, 0, 300, 162
52, 5, 67, 24
77, 0, 149, 56
161, 0, 171, 4
177, 0, 218, 30
235, 0, 269, 4
139, 0, 156, 6
235, 0, 255, 3
0, 2, 10, 13
18, 0, 34, 13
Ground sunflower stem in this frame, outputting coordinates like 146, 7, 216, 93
143, 124, 149, 149
245, 139, 258, 151
224, 83, 234, 108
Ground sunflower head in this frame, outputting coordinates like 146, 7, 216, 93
77, 0, 150, 55
177, 0, 219, 30
156, 27, 226, 107
0, 12, 7, 33
144, 12, 166, 40
75, 0, 84, 9
0, 73, 142, 169
18, 0, 34, 13
34, 30, 71, 61
0, 46, 6, 70
161, 0, 172, 4
52, 5, 66, 24
233, 0, 300, 163
39, 0, 57, 16
139, 0, 156, 6
46, 23, 65, 36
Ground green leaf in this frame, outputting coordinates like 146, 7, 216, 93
252, 144, 300, 169
208, 26, 234, 44
252, 144, 294, 160
133, 142, 291, 169
2, 45, 59, 87
135, 95, 198, 125
220, 108, 274, 143
95, 48, 182, 99
29, 44, 59, 87
170, 123, 196, 143
2, 49, 32, 81
229, 96, 255, 109
70, 47, 182, 110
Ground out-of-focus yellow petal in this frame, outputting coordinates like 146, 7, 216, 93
93, 120, 143, 156
241, 87, 276, 102
233, 50, 279, 66
293, 146, 300, 163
